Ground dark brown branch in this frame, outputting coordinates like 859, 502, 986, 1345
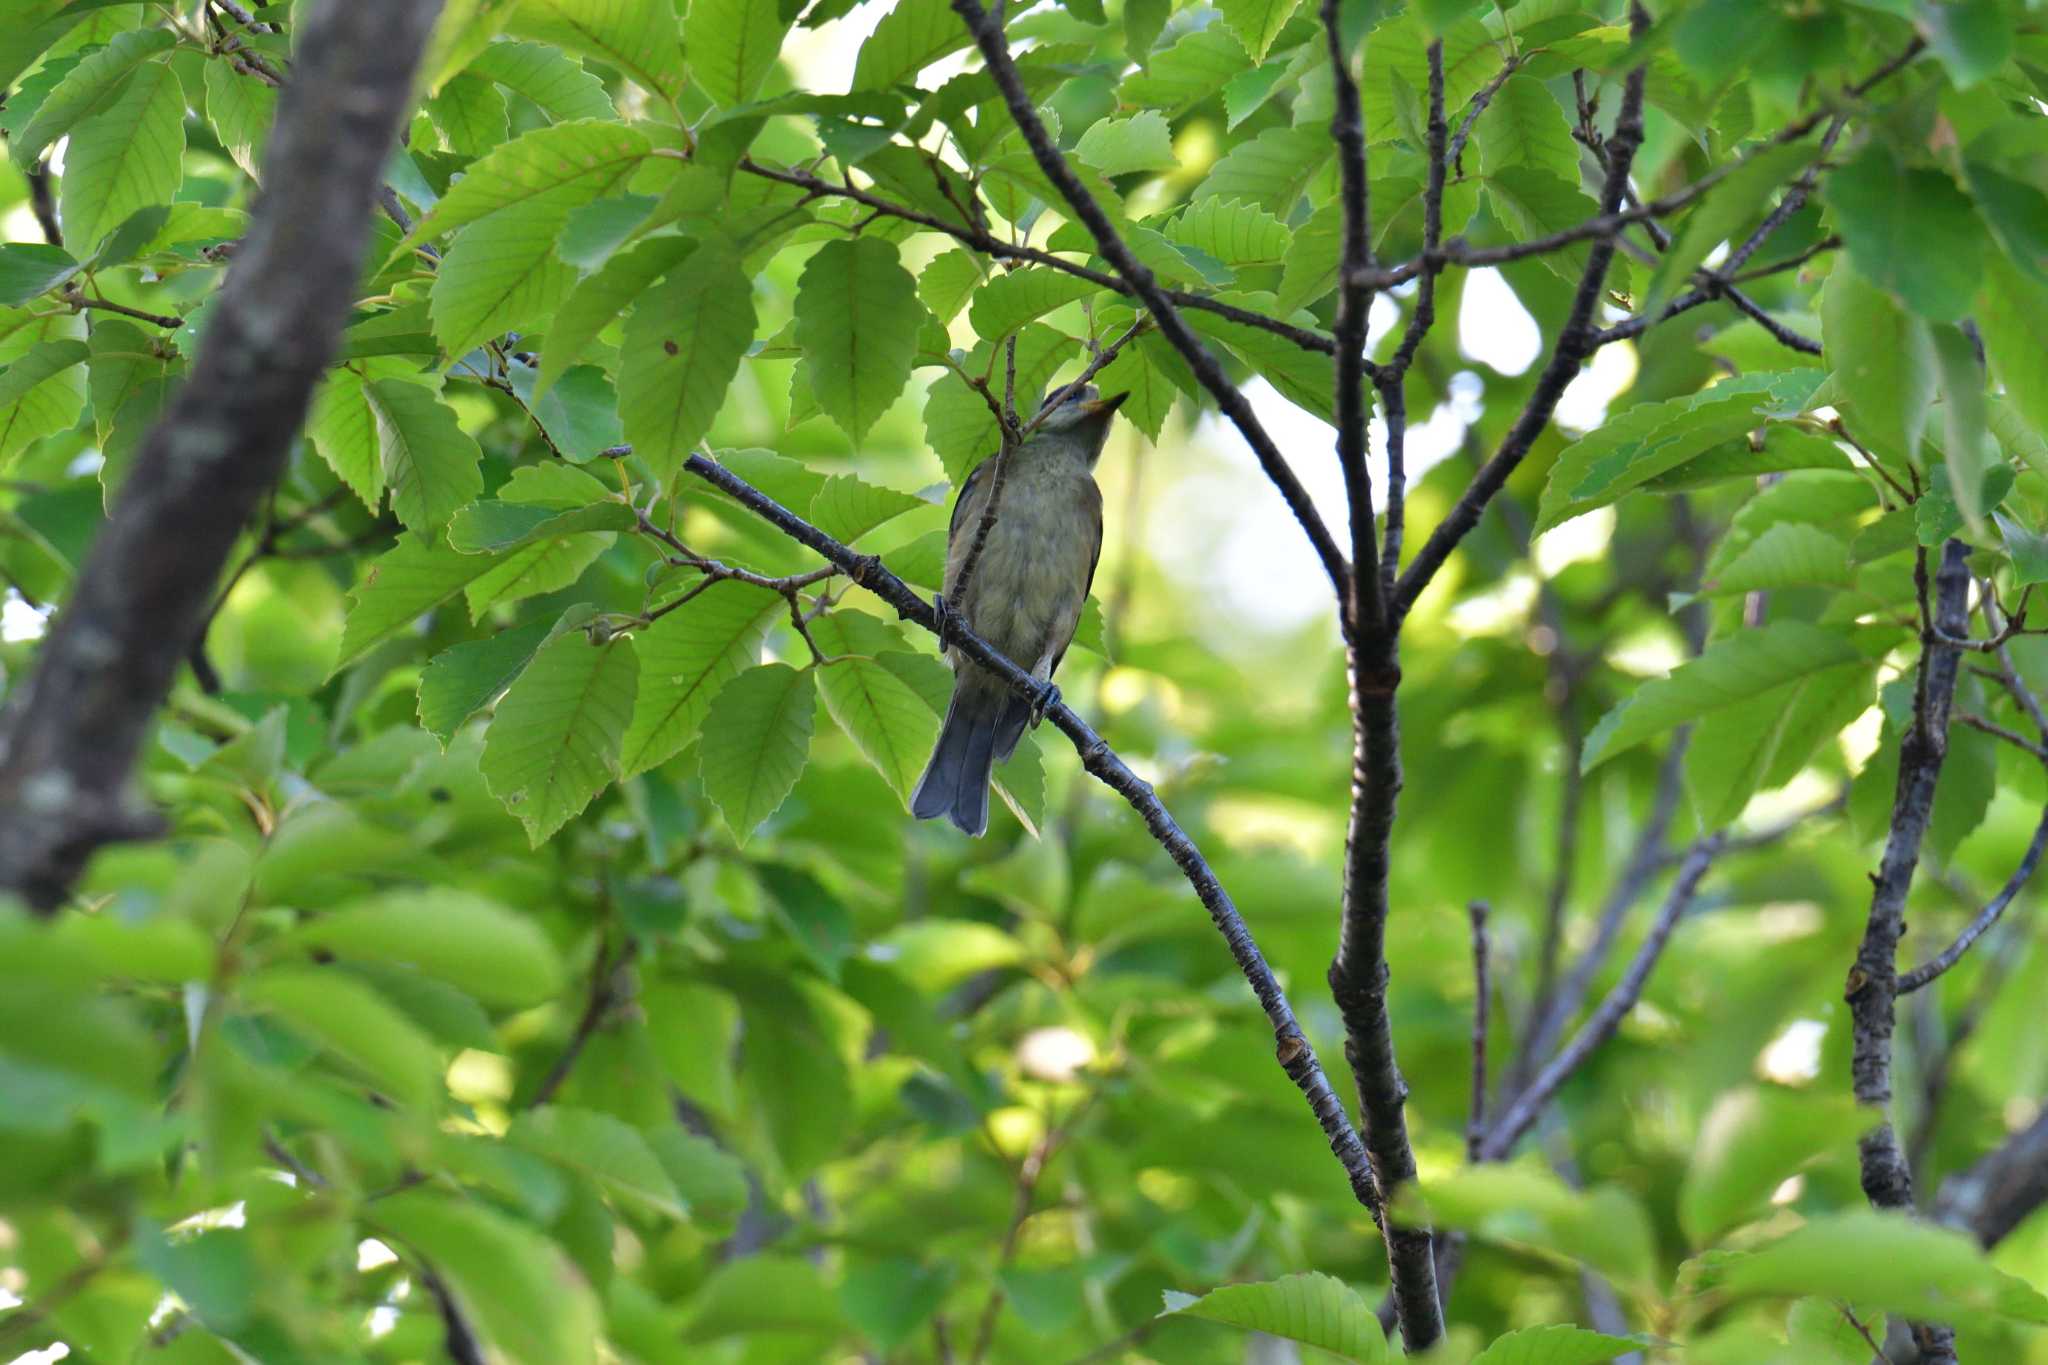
679, 449, 1388, 1217
1466, 901, 1491, 1162
949, 0, 1353, 611
948, 337, 1020, 612
1848, 539, 1969, 1364
26, 166, 62, 246
1480, 834, 1723, 1159
1391, 37, 1649, 617
1319, 3, 1439, 1346
0, 0, 444, 909
66, 289, 183, 330
1444, 57, 1520, 174
737, 159, 1338, 357
1936, 1106, 2048, 1249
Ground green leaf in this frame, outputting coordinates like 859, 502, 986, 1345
0, 244, 79, 306
851, 0, 969, 91
698, 663, 816, 843
1582, 622, 1869, 771
1684, 649, 1877, 827
794, 236, 922, 441
1678, 1088, 1872, 1245
57, 55, 184, 253
1536, 371, 1827, 531
924, 323, 1073, 482
1194, 124, 1332, 214
618, 240, 757, 484
809, 615, 940, 803
918, 248, 986, 324
1213, 0, 1302, 61
1645, 143, 1819, 319
1926, 0, 2012, 87
468, 39, 617, 122
1472, 1325, 1649, 1365
1161, 1273, 1387, 1363
203, 59, 275, 179
968, 267, 1098, 344
446, 499, 635, 554
539, 234, 696, 398
428, 72, 509, 158
1998, 511, 2048, 586
1361, 17, 1501, 144
1483, 165, 1600, 282
1706, 1210, 2048, 1325
1121, 25, 1247, 115
0, 336, 88, 468
335, 533, 506, 671
1822, 264, 1935, 466
1474, 76, 1578, 178
238, 967, 440, 1109
506, 0, 685, 103
1125, 0, 1171, 62
620, 581, 784, 777
644, 1127, 749, 1233
809, 472, 928, 544
1823, 144, 1986, 322
509, 1107, 687, 1219
481, 631, 638, 845
375, 1192, 602, 1365
366, 379, 483, 532
687, 0, 791, 107
1075, 110, 1177, 176
419, 613, 566, 742
1933, 322, 2001, 527
430, 207, 582, 359
1401, 1164, 1655, 1286
291, 889, 566, 1007
1223, 60, 1290, 130
1704, 522, 1853, 595
1976, 252, 2048, 453
1166, 197, 1291, 267
11, 27, 174, 168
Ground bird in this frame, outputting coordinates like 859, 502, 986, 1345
911, 385, 1127, 836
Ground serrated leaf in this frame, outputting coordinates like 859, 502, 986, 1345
809, 614, 940, 803
1213, 0, 1302, 62
1583, 622, 1869, 771
85, 317, 160, 444
480, 630, 637, 844
968, 267, 1098, 343
1223, 60, 1289, 130
687, 0, 791, 107
1483, 165, 1599, 283
852, 0, 969, 91
918, 248, 985, 323
923, 323, 1073, 482
1822, 264, 1935, 466
506, 0, 685, 103
1536, 371, 1827, 531
1823, 144, 1986, 322
1472, 1324, 1650, 1364
1120, 25, 1247, 115
1193, 124, 1332, 213
291, 889, 566, 1007
366, 379, 483, 532
1474, 75, 1578, 178
469, 39, 616, 121
1166, 197, 1291, 267
619, 241, 756, 484
509, 1107, 686, 1219
57, 56, 184, 253
0, 243, 79, 306
620, 582, 783, 777
810, 472, 928, 544
794, 236, 922, 441
1361, 17, 1502, 144
239, 968, 440, 1109
375, 1192, 602, 1365
698, 663, 816, 842
428, 72, 509, 157
1096, 329, 1176, 441
1161, 1273, 1387, 1362
11, 27, 174, 169
1075, 110, 1176, 176
334, 534, 505, 671
202, 59, 276, 179
0, 336, 87, 468
430, 207, 583, 359
307, 360, 423, 515
419, 613, 565, 742
446, 499, 635, 554
1704, 522, 1852, 594
539, 234, 697, 397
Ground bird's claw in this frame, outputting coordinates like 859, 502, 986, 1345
1029, 681, 1061, 727
931, 594, 958, 652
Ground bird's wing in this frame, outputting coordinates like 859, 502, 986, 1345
1048, 478, 1104, 681
947, 455, 992, 545
942, 456, 993, 597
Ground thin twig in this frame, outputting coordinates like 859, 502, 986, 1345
530, 935, 639, 1109
1466, 900, 1490, 1162
949, 336, 1020, 612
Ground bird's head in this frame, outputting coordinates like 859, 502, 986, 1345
1030, 384, 1128, 464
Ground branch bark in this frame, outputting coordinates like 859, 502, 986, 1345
1936, 1107, 2048, 1249
679, 451, 1387, 1219
0, 0, 443, 909
1848, 539, 1971, 1365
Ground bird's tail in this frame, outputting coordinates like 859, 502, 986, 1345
912, 680, 1017, 836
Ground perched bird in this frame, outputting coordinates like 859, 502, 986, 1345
911, 386, 1127, 836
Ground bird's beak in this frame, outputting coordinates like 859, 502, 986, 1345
1081, 391, 1129, 418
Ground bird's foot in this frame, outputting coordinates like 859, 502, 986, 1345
931, 594, 958, 652
1029, 681, 1062, 727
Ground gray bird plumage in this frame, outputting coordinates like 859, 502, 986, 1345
911, 386, 1124, 835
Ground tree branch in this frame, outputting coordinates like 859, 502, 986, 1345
678, 450, 1387, 1218
1467, 900, 1491, 1162
1847, 539, 1970, 1364
0, 0, 444, 909
1936, 1106, 2048, 1249
1479, 834, 1723, 1159
949, 0, 1352, 611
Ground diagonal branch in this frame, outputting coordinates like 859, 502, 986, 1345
679, 450, 1387, 1220
0, 0, 444, 910
1391, 39, 1649, 618
949, 0, 1352, 611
